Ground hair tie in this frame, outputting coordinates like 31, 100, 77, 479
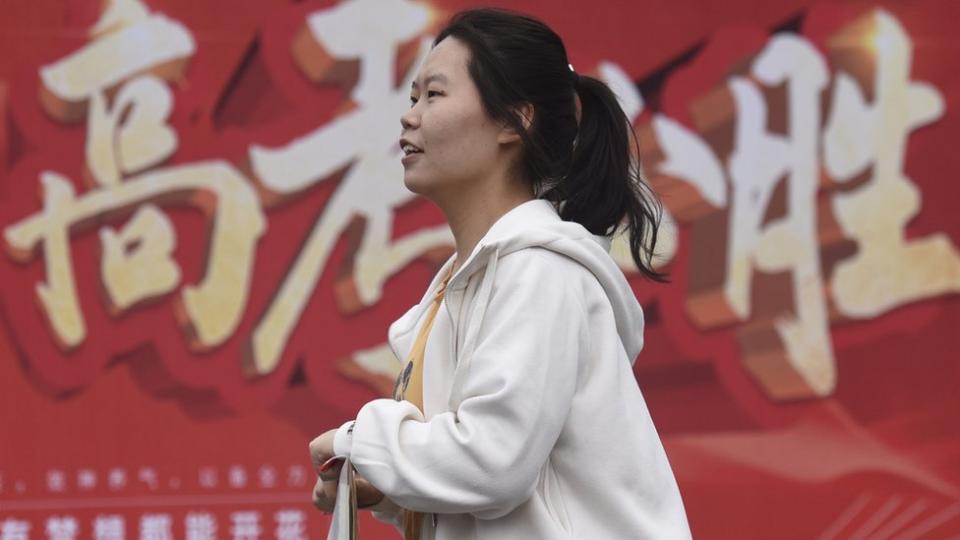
568, 63, 580, 86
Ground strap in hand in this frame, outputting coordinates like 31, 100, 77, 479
327, 457, 358, 540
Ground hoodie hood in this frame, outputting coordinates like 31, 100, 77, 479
439, 199, 646, 365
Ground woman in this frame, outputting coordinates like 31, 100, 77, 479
309, 8, 691, 539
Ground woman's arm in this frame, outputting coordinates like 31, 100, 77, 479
334, 249, 588, 518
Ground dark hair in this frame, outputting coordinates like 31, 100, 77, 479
435, 8, 666, 281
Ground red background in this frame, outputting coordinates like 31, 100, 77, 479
1, 0, 958, 538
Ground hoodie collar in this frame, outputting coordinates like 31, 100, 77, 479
441, 199, 561, 290
479, 199, 561, 245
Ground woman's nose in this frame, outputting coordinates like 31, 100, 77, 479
400, 107, 419, 130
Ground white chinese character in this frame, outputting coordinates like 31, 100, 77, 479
286, 465, 307, 488
3, 0, 264, 354
137, 467, 158, 490
184, 512, 216, 540
139, 514, 172, 540
45, 516, 78, 540
273, 510, 306, 540
247, 0, 452, 375
257, 466, 277, 488
228, 465, 247, 489
229, 512, 261, 540
77, 469, 97, 490
93, 515, 124, 540
198, 467, 217, 489
108, 468, 127, 490
0, 519, 30, 540
824, 10, 958, 317
8, 0, 192, 349
46, 470, 66, 492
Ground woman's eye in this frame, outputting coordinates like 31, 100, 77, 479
409, 91, 440, 107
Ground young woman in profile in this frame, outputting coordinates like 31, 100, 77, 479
309, 8, 691, 539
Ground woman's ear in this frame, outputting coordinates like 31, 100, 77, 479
498, 103, 534, 144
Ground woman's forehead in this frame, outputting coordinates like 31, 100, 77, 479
414, 37, 470, 85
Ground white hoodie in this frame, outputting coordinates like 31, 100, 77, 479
332, 199, 691, 539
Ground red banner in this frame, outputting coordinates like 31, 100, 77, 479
1, 0, 958, 538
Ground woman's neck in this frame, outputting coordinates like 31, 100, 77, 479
438, 180, 534, 274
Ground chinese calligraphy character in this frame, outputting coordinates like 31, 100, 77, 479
77, 469, 97, 490
0, 519, 30, 540
823, 10, 958, 318
627, 8, 955, 401
4, 0, 266, 353
228, 465, 247, 489
198, 466, 218, 489
229, 512, 261, 540
137, 467, 158, 490
248, 0, 453, 374
139, 514, 172, 540
257, 465, 277, 488
46, 470, 66, 493
184, 513, 216, 540
108, 468, 127, 491
93, 515, 124, 540
286, 465, 307, 488
45, 516, 78, 540
273, 510, 306, 540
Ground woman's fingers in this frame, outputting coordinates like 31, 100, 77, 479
307, 430, 337, 472
323, 478, 338, 500
318, 459, 343, 482
312, 466, 385, 511
355, 473, 385, 508
311, 477, 337, 513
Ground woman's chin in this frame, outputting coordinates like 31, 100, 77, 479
402, 173, 431, 195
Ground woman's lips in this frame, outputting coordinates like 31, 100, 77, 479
401, 151, 422, 166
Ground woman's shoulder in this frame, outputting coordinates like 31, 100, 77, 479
495, 245, 600, 298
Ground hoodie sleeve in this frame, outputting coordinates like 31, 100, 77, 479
334, 249, 588, 518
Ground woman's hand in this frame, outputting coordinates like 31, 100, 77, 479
308, 429, 338, 474
308, 428, 386, 512
311, 467, 387, 512
356, 472, 386, 508
309, 429, 341, 513
312, 475, 339, 513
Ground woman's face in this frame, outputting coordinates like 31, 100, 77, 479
399, 37, 507, 199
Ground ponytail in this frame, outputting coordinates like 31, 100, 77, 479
544, 75, 667, 282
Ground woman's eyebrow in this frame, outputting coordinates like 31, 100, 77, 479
411, 73, 449, 89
